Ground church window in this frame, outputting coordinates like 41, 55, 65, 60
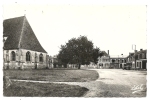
26, 51, 31, 61
39, 53, 43, 62
11, 51, 16, 61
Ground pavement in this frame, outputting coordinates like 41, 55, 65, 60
13, 69, 147, 97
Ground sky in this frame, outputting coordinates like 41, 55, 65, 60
2, 4, 147, 57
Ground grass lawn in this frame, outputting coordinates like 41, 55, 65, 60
4, 69, 99, 82
4, 81, 88, 97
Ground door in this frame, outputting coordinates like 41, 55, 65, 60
120, 64, 122, 68
142, 61, 147, 69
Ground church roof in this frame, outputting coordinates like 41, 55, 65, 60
3, 16, 47, 53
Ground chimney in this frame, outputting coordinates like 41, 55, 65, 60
108, 50, 109, 55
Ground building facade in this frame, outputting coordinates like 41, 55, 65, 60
97, 50, 110, 69
134, 49, 147, 69
110, 57, 127, 69
3, 16, 48, 69
126, 52, 135, 69
126, 49, 147, 69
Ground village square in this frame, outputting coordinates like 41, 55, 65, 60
2, 5, 147, 97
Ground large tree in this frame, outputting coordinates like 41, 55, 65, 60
58, 36, 99, 69
92, 47, 100, 64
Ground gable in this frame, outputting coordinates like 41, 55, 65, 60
19, 17, 47, 53
3, 16, 47, 53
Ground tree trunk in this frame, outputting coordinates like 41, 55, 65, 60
78, 64, 81, 69
64, 64, 67, 68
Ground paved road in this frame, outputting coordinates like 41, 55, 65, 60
54, 69, 147, 97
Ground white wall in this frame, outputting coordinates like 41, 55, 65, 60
3, 49, 47, 69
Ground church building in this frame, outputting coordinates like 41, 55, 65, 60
3, 16, 48, 69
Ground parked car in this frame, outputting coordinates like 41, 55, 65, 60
122, 63, 131, 70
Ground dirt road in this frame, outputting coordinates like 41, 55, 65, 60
55, 69, 147, 97
13, 69, 147, 97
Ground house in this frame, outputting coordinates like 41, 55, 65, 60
110, 57, 127, 69
134, 49, 147, 69
126, 52, 135, 69
97, 50, 110, 69
3, 16, 48, 69
88, 62, 97, 69
126, 49, 147, 69
97, 50, 127, 69
52, 55, 59, 68
48, 56, 53, 68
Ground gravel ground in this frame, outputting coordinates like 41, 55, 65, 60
12, 69, 147, 97
52, 69, 147, 97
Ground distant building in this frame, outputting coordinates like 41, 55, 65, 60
67, 64, 79, 69
125, 49, 147, 69
52, 55, 57, 68
97, 50, 110, 69
48, 56, 53, 68
134, 49, 147, 69
110, 56, 127, 69
3, 16, 48, 69
126, 52, 135, 68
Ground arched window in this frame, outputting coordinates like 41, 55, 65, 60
26, 51, 31, 61
39, 53, 43, 62
11, 51, 16, 61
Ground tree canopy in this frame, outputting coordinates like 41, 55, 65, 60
57, 36, 100, 69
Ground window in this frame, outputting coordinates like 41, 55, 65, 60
135, 55, 138, 59
26, 51, 31, 61
39, 53, 43, 62
112, 59, 115, 63
3, 36, 8, 43
11, 51, 16, 61
124, 60, 126, 63
138, 54, 140, 59
142, 53, 145, 59
140, 54, 142, 59
137, 62, 139, 67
